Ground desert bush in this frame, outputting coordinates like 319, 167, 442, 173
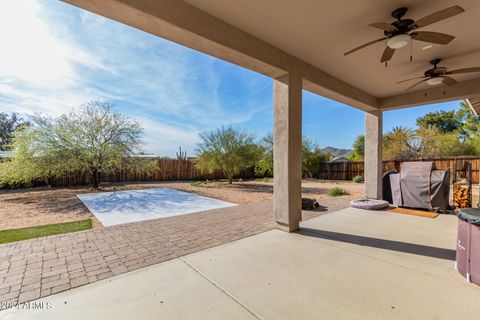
327, 186, 350, 197
254, 134, 273, 178
196, 126, 261, 184
352, 175, 364, 183
302, 137, 331, 177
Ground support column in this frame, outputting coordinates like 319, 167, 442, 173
273, 73, 302, 232
364, 110, 383, 199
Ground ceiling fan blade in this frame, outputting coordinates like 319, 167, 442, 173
411, 31, 454, 45
380, 46, 395, 63
405, 79, 427, 91
433, 67, 448, 73
413, 5, 465, 28
447, 67, 480, 74
344, 38, 387, 56
397, 76, 426, 84
442, 76, 457, 86
369, 22, 397, 32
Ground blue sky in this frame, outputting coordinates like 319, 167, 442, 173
0, 1, 463, 156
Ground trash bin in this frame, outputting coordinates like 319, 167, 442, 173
456, 208, 480, 285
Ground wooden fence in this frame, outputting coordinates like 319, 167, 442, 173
5, 156, 480, 188
41, 159, 254, 188
317, 156, 480, 183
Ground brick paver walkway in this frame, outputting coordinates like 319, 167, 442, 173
0, 200, 335, 306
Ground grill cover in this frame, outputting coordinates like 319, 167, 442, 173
390, 173, 402, 207
400, 162, 433, 209
381, 171, 396, 204
388, 162, 450, 212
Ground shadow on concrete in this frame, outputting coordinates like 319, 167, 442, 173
298, 228, 456, 261
304, 205, 329, 212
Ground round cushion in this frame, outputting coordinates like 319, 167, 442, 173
350, 199, 390, 210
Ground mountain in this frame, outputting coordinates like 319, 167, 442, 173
321, 146, 353, 158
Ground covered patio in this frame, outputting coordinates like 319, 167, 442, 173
3, 0, 480, 318
3, 207, 480, 319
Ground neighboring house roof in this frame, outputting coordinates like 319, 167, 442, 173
132, 154, 159, 158
330, 156, 351, 163
465, 96, 480, 116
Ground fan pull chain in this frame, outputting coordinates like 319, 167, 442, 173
410, 41, 413, 62
385, 61, 388, 67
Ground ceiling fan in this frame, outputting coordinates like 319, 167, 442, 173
398, 59, 480, 91
344, 6, 465, 63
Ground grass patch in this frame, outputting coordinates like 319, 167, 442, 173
190, 181, 206, 187
0, 219, 92, 244
327, 187, 350, 197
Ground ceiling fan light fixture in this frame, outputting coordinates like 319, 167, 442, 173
387, 34, 411, 49
426, 77, 444, 86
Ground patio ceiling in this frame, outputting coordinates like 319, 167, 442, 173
186, 0, 480, 99
64, 0, 480, 111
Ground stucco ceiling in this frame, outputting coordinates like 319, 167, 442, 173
184, 0, 480, 98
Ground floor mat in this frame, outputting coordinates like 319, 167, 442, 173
387, 207, 439, 218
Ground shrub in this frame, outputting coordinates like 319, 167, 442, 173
196, 126, 261, 184
327, 187, 350, 197
254, 134, 273, 178
352, 175, 364, 183
302, 137, 331, 177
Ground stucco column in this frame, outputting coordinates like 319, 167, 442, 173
273, 73, 302, 232
364, 110, 383, 199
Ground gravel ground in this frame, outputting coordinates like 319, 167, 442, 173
0, 179, 364, 230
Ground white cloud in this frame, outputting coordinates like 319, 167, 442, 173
0, 0, 273, 157
0, 0, 106, 89
135, 116, 200, 156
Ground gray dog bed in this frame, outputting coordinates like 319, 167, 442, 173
350, 199, 390, 210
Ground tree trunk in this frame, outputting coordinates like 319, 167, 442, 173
91, 170, 100, 189
228, 176, 233, 184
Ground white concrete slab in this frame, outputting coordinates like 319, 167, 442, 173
77, 188, 236, 226
4, 207, 480, 319
0, 259, 256, 320
183, 208, 480, 320
300, 208, 462, 283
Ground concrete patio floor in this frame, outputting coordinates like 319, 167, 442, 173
3, 207, 480, 319
0, 200, 336, 305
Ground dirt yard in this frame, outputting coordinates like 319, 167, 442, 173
0, 179, 364, 230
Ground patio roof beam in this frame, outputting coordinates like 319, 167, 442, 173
62, 0, 378, 111
379, 77, 480, 110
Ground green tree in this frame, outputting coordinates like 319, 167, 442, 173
417, 126, 475, 157
196, 126, 261, 184
416, 110, 462, 133
0, 112, 30, 151
302, 137, 331, 178
1, 101, 147, 188
383, 126, 417, 160
350, 135, 365, 160
254, 133, 274, 177
458, 102, 480, 138
349, 102, 480, 161
253, 134, 331, 178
